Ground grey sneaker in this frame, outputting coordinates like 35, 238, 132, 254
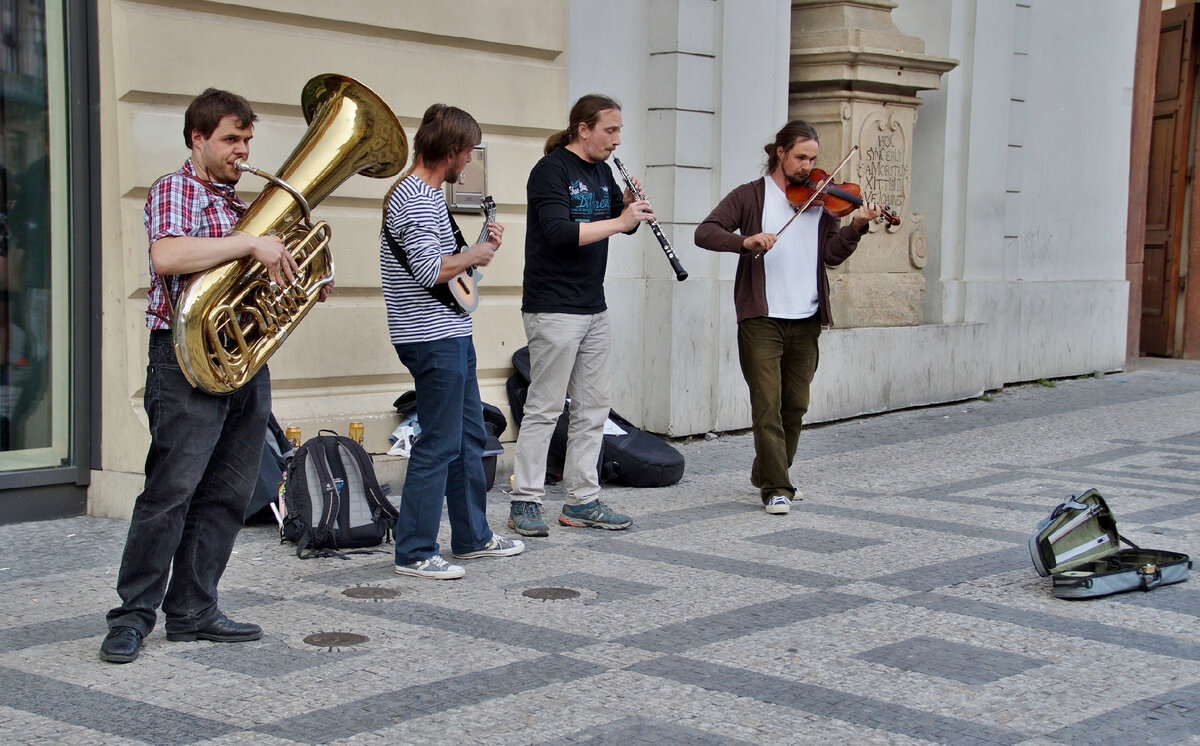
394, 555, 465, 579
508, 500, 549, 537
453, 535, 526, 559
764, 495, 791, 514
558, 499, 632, 530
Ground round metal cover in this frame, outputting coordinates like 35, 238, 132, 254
303, 631, 369, 647
522, 587, 580, 600
342, 586, 399, 600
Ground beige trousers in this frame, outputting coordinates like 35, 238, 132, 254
510, 311, 611, 506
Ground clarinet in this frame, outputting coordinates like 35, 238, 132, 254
612, 157, 688, 281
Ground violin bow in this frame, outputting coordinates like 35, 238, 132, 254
774, 145, 858, 239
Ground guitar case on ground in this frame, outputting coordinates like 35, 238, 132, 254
506, 347, 685, 488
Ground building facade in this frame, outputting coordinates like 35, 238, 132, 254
0, 0, 1141, 522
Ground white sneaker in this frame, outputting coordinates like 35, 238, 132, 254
452, 535, 526, 559
394, 555, 465, 579
765, 495, 792, 515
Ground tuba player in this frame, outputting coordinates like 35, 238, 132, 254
100, 88, 323, 663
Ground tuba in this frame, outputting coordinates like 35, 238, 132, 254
172, 74, 408, 394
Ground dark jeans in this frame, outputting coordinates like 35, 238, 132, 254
393, 335, 493, 564
737, 315, 821, 503
106, 331, 270, 636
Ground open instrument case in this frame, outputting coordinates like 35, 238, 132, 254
1029, 489, 1191, 599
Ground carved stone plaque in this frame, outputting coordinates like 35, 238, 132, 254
859, 114, 907, 219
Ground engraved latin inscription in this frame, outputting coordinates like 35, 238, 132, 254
861, 132, 905, 212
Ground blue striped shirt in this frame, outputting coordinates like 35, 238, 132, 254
380, 175, 472, 344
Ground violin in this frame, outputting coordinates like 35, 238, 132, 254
785, 169, 901, 227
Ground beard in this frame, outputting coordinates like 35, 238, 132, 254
785, 168, 810, 186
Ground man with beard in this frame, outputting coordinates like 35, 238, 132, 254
506, 94, 654, 536
694, 120, 884, 515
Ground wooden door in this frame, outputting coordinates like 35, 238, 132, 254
1142, 5, 1195, 356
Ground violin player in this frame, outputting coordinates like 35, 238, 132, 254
694, 120, 885, 515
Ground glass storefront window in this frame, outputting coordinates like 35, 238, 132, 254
0, 0, 69, 472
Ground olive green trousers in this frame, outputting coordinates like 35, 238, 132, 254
737, 315, 821, 503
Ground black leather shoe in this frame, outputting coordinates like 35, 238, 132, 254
99, 626, 143, 663
165, 613, 262, 643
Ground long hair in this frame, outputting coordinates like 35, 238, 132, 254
411, 103, 482, 166
383, 104, 481, 224
544, 94, 621, 155
764, 120, 819, 174
183, 88, 256, 147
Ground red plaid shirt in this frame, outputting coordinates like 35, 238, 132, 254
143, 159, 247, 330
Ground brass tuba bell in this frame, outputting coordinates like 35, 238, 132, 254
172, 74, 408, 394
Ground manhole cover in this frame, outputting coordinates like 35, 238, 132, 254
522, 587, 581, 600
342, 586, 399, 600
303, 631, 369, 647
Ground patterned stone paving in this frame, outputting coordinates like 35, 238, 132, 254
1, 358, 1198, 744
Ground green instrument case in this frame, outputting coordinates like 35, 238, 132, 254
1029, 489, 1191, 599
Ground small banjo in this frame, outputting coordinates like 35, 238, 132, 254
448, 195, 496, 314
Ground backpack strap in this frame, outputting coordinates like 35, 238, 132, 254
334, 434, 399, 543
295, 434, 341, 559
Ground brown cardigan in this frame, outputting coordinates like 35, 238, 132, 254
694, 178, 866, 326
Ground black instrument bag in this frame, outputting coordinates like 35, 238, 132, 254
1029, 489, 1191, 599
506, 347, 684, 488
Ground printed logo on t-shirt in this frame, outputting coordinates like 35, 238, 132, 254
569, 180, 611, 223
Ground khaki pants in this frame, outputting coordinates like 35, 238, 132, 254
737, 315, 821, 503
511, 311, 611, 506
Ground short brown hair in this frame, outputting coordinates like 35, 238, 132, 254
544, 94, 621, 155
412, 104, 481, 165
764, 120, 819, 173
182, 88, 256, 148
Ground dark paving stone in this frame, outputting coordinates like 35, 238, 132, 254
1161, 431, 1200, 448
855, 635, 1047, 684
0, 519, 125, 580
170, 636, 368, 677
583, 537, 845, 589
628, 655, 1028, 745
505, 571, 663, 605
1124, 497, 1200, 524
744, 526, 887, 553
1110, 586, 1200, 617
794, 373, 1200, 461
631, 500, 752, 532
1047, 680, 1200, 746
0, 613, 100, 653
616, 591, 872, 654
799, 503, 1028, 544
0, 666, 237, 744
536, 715, 757, 745
306, 594, 600, 652
212, 587, 287, 612
257, 654, 605, 744
899, 592, 1200, 661
869, 548, 1024, 592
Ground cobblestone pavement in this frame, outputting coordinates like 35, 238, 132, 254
2, 359, 1199, 745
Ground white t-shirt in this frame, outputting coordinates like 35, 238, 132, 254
761, 176, 820, 319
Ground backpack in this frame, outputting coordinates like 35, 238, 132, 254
505, 347, 685, 488
280, 429, 400, 559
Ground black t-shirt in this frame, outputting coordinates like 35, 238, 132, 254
522, 147, 625, 314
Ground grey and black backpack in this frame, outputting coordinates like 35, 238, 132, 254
280, 430, 399, 559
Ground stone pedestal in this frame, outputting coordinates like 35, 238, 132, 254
789, 0, 956, 327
